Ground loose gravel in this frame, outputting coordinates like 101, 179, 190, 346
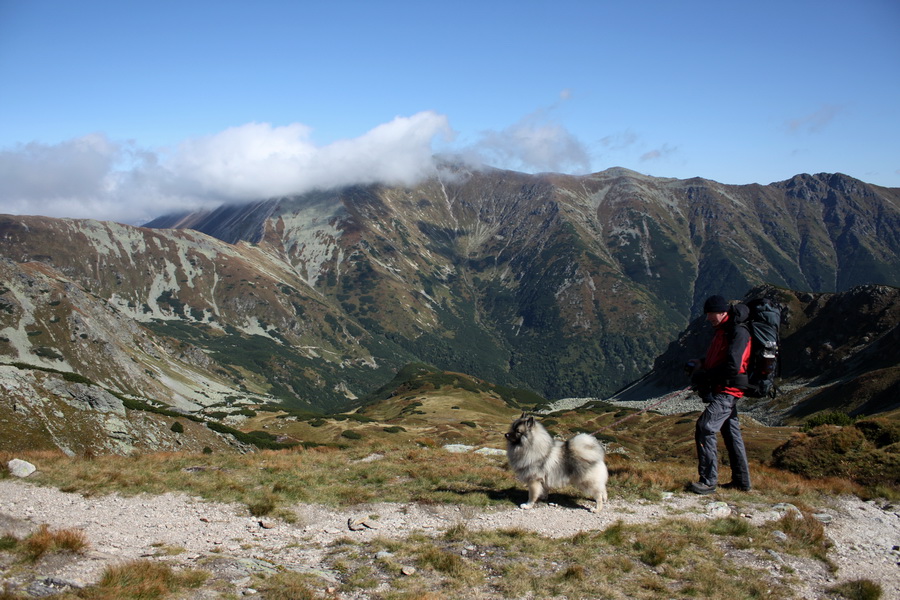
1, 479, 898, 599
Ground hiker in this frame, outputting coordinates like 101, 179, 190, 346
685, 295, 752, 494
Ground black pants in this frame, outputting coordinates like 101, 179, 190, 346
695, 392, 751, 487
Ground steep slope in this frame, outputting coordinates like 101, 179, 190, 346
148, 166, 900, 398
0, 217, 408, 412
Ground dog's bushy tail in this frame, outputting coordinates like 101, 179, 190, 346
567, 433, 605, 463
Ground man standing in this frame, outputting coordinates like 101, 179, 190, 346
687, 295, 753, 494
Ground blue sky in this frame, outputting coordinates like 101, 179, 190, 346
1, 0, 898, 224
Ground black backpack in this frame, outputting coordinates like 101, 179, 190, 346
739, 298, 782, 398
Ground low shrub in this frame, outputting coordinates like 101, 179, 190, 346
771, 423, 900, 489
802, 412, 855, 431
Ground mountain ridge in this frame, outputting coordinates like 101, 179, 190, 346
1, 167, 898, 424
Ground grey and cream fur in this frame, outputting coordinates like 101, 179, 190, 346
505, 414, 608, 512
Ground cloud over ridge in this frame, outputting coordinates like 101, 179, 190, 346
0, 112, 453, 224
0, 107, 594, 225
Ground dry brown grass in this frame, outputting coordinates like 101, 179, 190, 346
21, 524, 89, 561
253, 571, 322, 600
77, 559, 208, 600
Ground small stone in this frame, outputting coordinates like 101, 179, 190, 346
772, 530, 788, 543
772, 503, 801, 516
706, 501, 732, 518
442, 444, 475, 453
812, 513, 833, 524
8, 459, 36, 478
401, 566, 417, 576
356, 453, 384, 463
258, 520, 275, 529
348, 517, 367, 531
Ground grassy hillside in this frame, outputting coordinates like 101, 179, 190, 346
3, 375, 897, 600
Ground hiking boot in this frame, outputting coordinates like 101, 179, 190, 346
688, 482, 717, 495
721, 481, 752, 492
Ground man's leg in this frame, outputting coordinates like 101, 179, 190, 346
694, 393, 734, 487
721, 404, 751, 489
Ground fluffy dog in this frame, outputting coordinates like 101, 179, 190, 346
505, 414, 608, 512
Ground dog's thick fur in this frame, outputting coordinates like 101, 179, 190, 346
505, 414, 608, 512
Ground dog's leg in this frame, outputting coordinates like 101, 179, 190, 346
590, 484, 608, 513
521, 480, 544, 509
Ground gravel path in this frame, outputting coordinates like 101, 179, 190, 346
542, 390, 705, 417
1, 479, 898, 598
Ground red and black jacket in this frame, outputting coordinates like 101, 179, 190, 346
695, 305, 752, 398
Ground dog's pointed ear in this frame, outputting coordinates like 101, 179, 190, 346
525, 415, 535, 428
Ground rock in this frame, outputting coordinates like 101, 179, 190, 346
401, 565, 417, 576
355, 453, 385, 463
26, 577, 80, 597
772, 503, 802, 517
8, 458, 36, 478
474, 447, 506, 456
443, 444, 475, 453
46, 380, 126, 415
772, 530, 789, 543
348, 517, 379, 531
812, 513, 834, 524
706, 501, 732, 518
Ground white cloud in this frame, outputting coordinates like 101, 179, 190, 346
0, 112, 452, 224
0, 106, 595, 225
0, 134, 117, 201
465, 109, 591, 174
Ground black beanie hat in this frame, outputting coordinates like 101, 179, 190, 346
703, 295, 729, 313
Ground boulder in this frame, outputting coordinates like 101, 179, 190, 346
8, 458, 36, 478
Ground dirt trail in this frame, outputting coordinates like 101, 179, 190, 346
1, 479, 898, 598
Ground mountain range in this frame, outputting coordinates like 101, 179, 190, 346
1, 165, 898, 425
